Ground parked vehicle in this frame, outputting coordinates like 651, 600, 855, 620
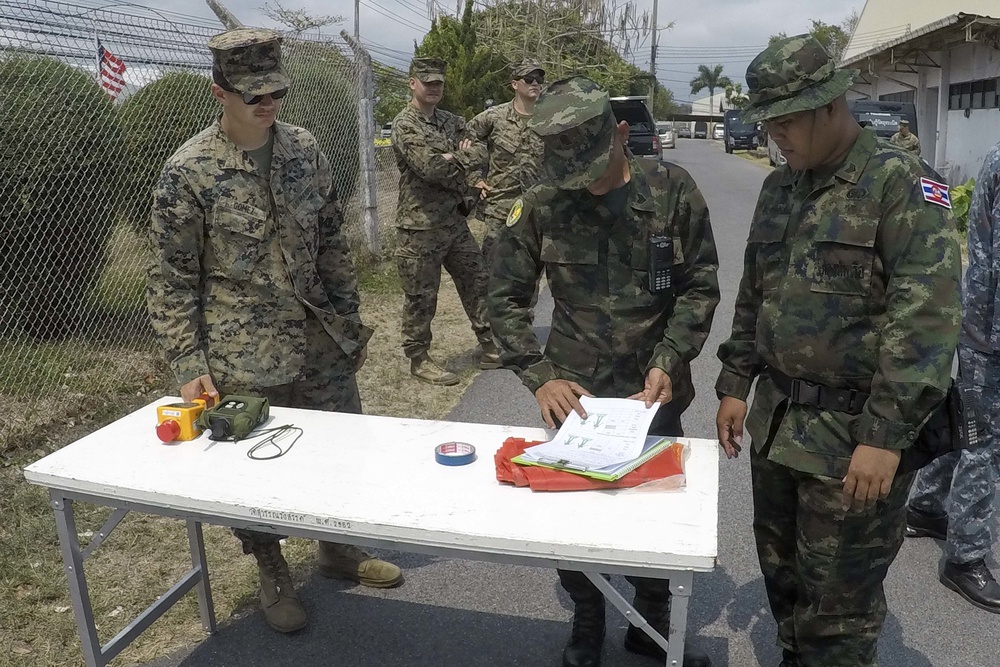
610, 96, 660, 158
712, 124, 724, 140
767, 136, 786, 167
676, 124, 692, 138
656, 122, 675, 149
380, 123, 392, 139
723, 109, 758, 153
848, 100, 918, 140
694, 121, 708, 139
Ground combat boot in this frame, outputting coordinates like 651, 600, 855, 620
905, 505, 948, 540
563, 597, 605, 667
251, 541, 307, 633
940, 558, 1000, 613
778, 649, 802, 667
624, 592, 712, 666
410, 353, 459, 386
478, 339, 502, 370
317, 542, 403, 588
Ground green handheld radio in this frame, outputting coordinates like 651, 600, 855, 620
196, 395, 269, 441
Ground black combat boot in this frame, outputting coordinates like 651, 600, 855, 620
623, 591, 712, 666
905, 505, 948, 540
562, 597, 606, 667
941, 558, 1000, 613
778, 648, 802, 667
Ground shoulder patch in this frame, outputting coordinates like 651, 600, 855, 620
506, 198, 524, 227
920, 177, 952, 209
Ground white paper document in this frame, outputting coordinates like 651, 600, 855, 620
520, 396, 661, 470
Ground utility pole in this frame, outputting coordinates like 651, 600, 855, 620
649, 0, 658, 113
354, 0, 360, 39
341, 30, 381, 256
204, 0, 243, 29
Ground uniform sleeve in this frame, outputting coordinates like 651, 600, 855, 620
645, 174, 721, 385
854, 175, 962, 449
715, 187, 771, 401
147, 164, 209, 386
487, 204, 557, 392
315, 150, 373, 350
391, 113, 465, 190
462, 108, 494, 173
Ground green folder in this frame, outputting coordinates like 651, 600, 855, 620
511, 436, 674, 482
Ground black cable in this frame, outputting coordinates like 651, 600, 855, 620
243, 425, 304, 461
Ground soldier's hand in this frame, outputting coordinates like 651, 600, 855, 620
475, 180, 491, 199
628, 367, 671, 408
715, 396, 747, 459
535, 380, 594, 429
458, 138, 472, 151
355, 345, 368, 371
180, 375, 218, 403
842, 444, 900, 512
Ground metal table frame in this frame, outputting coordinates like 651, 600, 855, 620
49, 487, 695, 667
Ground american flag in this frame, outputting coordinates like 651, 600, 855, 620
97, 39, 126, 98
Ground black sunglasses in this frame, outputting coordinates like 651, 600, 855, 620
521, 74, 544, 85
219, 80, 288, 105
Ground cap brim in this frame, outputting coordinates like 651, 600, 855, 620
542, 121, 615, 189
416, 74, 446, 83
229, 67, 291, 95
742, 69, 859, 124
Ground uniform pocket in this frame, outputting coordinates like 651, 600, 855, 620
212, 206, 268, 280
748, 215, 788, 293
808, 239, 875, 296
544, 328, 598, 379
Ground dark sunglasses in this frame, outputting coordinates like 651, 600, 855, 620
521, 74, 544, 85
219, 80, 289, 105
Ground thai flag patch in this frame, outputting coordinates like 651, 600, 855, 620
920, 177, 952, 209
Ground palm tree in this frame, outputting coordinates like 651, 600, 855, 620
690, 64, 733, 119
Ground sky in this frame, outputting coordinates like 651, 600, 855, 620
19, 0, 863, 104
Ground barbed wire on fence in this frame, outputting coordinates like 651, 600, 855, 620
0, 0, 399, 445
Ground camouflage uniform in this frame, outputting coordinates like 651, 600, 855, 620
717, 36, 961, 666
909, 142, 1000, 571
391, 58, 492, 360
889, 127, 920, 154
465, 59, 545, 268
490, 76, 719, 667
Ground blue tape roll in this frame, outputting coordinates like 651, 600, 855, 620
435, 441, 477, 466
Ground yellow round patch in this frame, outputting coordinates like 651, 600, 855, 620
506, 198, 524, 227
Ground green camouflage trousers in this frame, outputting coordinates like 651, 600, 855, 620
395, 222, 491, 359
751, 445, 915, 667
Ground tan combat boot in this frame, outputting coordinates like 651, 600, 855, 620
317, 542, 404, 588
251, 541, 307, 633
410, 353, 459, 386
478, 339, 502, 370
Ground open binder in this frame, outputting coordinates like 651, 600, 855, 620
511, 436, 674, 482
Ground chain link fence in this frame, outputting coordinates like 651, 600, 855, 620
0, 0, 400, 450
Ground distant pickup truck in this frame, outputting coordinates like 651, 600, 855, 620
610, 96, 661, 158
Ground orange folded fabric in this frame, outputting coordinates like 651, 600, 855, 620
495, 437, 685, 491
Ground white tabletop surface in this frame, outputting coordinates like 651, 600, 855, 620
25, 399, 719, 572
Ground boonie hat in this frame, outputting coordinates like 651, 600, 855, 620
208, 28, 290, 95
742, 34, 859, 124
529, 76, 617, 190
410, 58, 447, 83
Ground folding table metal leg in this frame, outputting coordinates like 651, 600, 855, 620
186, 521, 216, 633
50, 491, 104, 667
666, 570, 694, 667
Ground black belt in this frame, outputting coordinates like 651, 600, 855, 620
768, 368, 870, 415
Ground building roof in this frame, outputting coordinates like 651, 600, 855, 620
841, 12, 1000, 69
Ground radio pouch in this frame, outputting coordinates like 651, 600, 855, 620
195, 395, 270, 441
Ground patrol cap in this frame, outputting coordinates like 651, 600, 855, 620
899, 119, 910, 125
208, 28, 290, 96
741, 33, 859, 124
529, 76, 617, 190
511, 58, 544, 79
410, 57, 446, 83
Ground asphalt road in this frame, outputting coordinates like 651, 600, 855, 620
145, 139, 997, 667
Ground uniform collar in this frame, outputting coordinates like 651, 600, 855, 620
212, 117, 297, 174
627, 154, 656, 212
778, 127, 878, 189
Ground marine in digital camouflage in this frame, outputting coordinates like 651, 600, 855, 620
909, 141, 1000, 567
207, 28, 290, 95
889, 121, 920, 154
717, 34, 962, 667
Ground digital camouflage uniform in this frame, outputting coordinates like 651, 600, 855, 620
489, 76, 719, 667
717, 36, 961, 666
465, 59, 545, 268
391, 58, 492, 360
889, 129, 920, 154
910, 142, 1000, 569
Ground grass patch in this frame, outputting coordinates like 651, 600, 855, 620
735, 148, 772, 169
0, 251, 487, 666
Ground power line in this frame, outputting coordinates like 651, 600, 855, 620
359, 0, 428, 32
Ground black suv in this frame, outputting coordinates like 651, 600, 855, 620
609, 96, 660, 159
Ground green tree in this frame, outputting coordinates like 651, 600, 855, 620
724, 81, 749, 109
119, 71, 218, 230
770, 14, 856, 62
689, 64, 732, 118
0, 56, 126, 340
374, 64, 409, 125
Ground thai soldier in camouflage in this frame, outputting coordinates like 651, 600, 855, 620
147, 28, 402, 635
465, 58, 545, 269
489, 76, 719, 667
715, 35, 961, 667
391, 57, 498, 385
889, 119, 920, 154
906, 140, 1000, 614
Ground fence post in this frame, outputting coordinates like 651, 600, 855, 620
341, 31, 381, 258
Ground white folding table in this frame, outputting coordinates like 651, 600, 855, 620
24, 399, 719, 667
